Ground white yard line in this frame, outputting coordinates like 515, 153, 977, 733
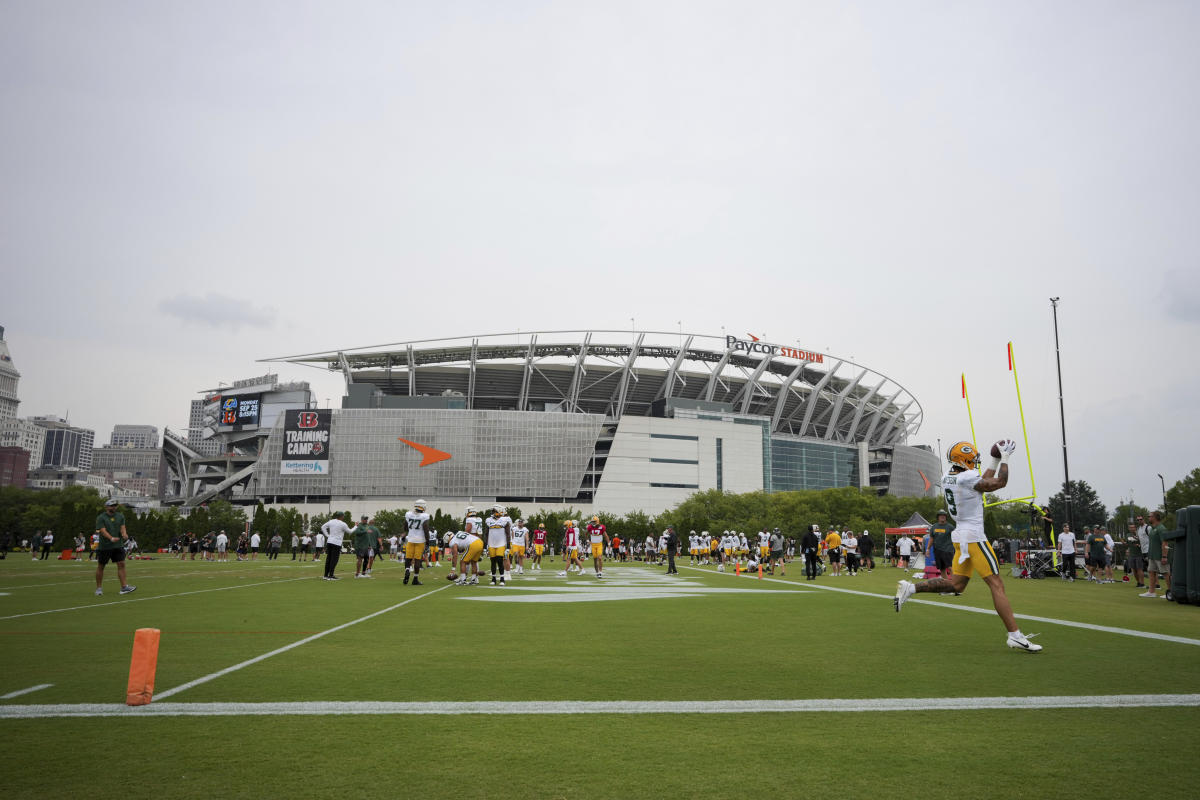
680, 565, 1200, 647
153, 584, 451, 701
4, 694, 1200, 718
0, 683, 53, 700
0, 577, 311, 621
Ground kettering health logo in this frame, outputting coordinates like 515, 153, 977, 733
725, 334, 824, 363
282, 461, 324, 474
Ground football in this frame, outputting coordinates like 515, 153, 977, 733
991, 441, 1003, 458
446, 572, 459, 581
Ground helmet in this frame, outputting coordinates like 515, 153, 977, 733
466, 506, 477, 515
536, 522, 545, 529
946, 441, 980, 471
492, 504, 505, 515
592, 515, 600, 524
516, 518, 524, 525
414, 499, 427, 512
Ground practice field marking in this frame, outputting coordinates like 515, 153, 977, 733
0, 684, 53, 700
4, 694, 1200, 718
455, 568, 810, 603
681, 566, 1200, 647
0, 577, 311, 621
0, 567, 282, 591
153, 584, 450, 701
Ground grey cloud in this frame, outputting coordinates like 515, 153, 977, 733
158, 293, 276, 330
1162, 270, 1200, 324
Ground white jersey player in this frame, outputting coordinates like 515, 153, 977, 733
894, 439, 1042, 653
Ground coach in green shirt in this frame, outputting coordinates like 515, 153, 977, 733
94, 499, 136, 597
1145, 511, 1168, 597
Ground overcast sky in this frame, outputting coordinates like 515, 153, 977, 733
3, 1, 1198, 513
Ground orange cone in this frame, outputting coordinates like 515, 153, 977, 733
735, 562, 741, 576
125, 628, 161, 706
758, 563, 763, 579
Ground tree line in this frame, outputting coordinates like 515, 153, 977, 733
3, 467, 1199, 552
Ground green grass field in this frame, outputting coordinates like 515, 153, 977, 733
2, 551, 1197, 799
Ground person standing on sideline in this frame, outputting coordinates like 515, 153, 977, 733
896, 534, 915, 570
40, 530, 54, 560
353, 515, 376, 578
1057, 523, 1077, 582
894, 439, 1042, 652
768, 528, 786, 575
249, 530, 261, 560
314, 528, 325, 562
94, 499, 136, 596
1124, 522, 1145, 588
929, 510, 955, 579
824, 528, 842, 576
268, 532, 282, 560
291, 531, 299, 560
1143, 511, 1168, 598
30, 531, 40, 561
215, 530, 229, 562
842, 529, 859, 576
800, 525, 821, 580
664, 526, 679, 574
484, 505, 512, 586
404, 502, 431, 585
859, 530, 875, 571
320, 512, 353, 580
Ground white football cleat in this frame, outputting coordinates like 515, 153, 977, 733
893, 580, 915, 612
1006, 632, 1043, 653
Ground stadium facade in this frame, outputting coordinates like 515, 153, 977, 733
235, 330, 941, 517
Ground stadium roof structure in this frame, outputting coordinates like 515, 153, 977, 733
263, 330, 924, 446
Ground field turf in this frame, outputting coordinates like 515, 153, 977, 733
2, 552, 1197, 799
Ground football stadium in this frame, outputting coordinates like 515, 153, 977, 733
232, 330, 943, 515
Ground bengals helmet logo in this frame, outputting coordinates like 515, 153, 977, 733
297, 412, 319, 429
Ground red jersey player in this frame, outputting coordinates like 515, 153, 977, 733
585, 516, 609, 578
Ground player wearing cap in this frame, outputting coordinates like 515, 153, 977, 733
894, 439, 1042, 653
404, 501, 431, 586
94, 499, 135, 596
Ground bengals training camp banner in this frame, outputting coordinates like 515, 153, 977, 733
280, 410, 332, 475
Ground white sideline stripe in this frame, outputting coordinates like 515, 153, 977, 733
0, 683, 53, 700
153, 584, 450, 700
4, 694, 1200, 719
0, 577, 310, 621
680, 565, 1200, 647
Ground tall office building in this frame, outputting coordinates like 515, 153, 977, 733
187, 398, 220, 456
32, 415, 95, 472
92, 445, 166, 498
0, 417, 46, 463
0, 326, 20, 421
110, 424, 159, 449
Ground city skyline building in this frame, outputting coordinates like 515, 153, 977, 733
32, 415, 95, 472
0, 326, 19, 421
110, 424, 160, 449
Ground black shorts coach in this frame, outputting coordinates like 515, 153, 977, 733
98, 548, 126, 566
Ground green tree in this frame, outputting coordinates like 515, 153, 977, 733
1164, 468, 1200, 515
1047, 480, 1107, 530
206, 499, 247, 537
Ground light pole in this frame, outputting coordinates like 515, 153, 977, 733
1158, 473, 1167, 512
1050, 298, 1073, 530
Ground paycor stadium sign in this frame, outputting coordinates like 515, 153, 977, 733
726, 335, 824, 364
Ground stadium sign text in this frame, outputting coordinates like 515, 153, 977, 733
725, 336, 824, 363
